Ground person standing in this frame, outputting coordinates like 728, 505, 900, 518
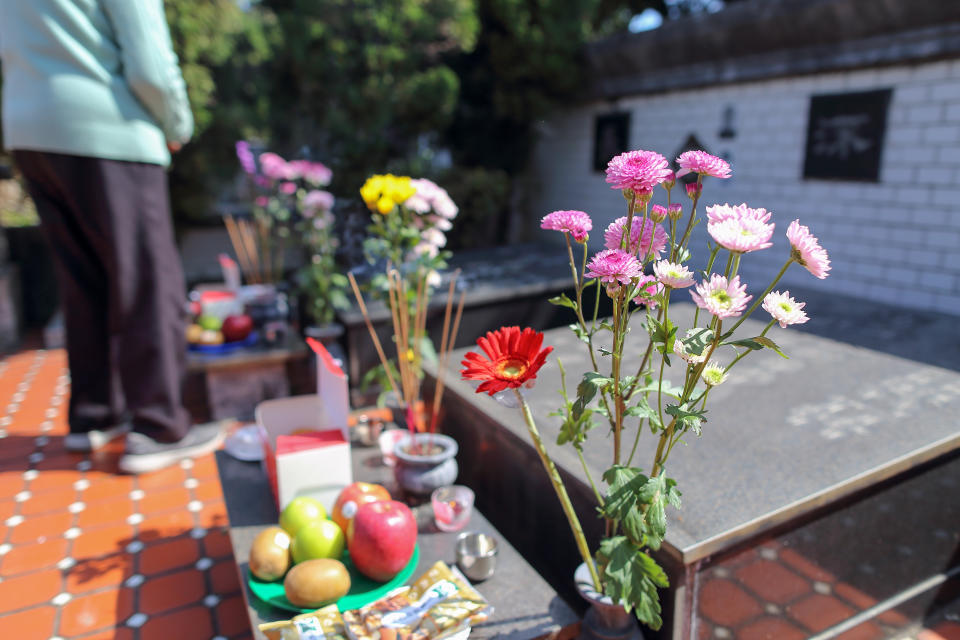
0, 0, 223, 472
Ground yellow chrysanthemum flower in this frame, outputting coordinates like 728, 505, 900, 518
360, 174, 415, 213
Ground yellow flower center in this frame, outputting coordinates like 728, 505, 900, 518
495, 357, 529, 380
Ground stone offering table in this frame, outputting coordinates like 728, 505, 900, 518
427, 286, 960, 639
215, 444, 578, 640
185, 335, 314, 422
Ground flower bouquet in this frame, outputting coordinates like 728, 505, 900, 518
460, 149, 830, 629
349, 175, 464, 449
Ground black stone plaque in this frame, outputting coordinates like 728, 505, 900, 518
803, 89, 892, 181
593, 112, 630, 172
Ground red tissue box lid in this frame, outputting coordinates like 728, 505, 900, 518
276, 429, 347, 455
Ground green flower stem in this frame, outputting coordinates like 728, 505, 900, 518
626, 416, 645, 467
515, 390, 602, 591
576, 446, 604, 506
656, 292, 671, 428
723, 258, 793, 338
677, 175, 704, 250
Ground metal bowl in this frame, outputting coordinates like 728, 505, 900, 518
455, 532, 498, 582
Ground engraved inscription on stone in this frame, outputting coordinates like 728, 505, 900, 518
803, 89, 892, 181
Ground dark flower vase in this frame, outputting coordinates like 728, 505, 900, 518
575, 563, 644, 640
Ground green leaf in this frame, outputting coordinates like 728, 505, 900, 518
624, 398, 663, 432
754, 335, 789, 359
633, 379, 684, 400
601, 466, 648, 522
665, 404, 707, 436
576, 372, 613, 407
680, 327, 714, 357
548, 293, 577, 310
597, 536, 666, 630
569, 323, 590, 344
723, 337, 764, 351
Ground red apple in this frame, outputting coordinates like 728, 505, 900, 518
348, 500, 416, 582
222, 314, 253, 342
332, 482, 391, 540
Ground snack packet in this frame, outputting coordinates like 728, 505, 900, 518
343, 562, 492, 640
260, 604, 349, 640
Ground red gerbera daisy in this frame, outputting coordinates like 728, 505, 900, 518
460, 326, 553, 396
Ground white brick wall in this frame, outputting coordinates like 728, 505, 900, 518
529, 59, 960, 317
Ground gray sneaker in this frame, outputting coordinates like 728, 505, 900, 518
118, 421, 227, 474
65, 422, 131, 452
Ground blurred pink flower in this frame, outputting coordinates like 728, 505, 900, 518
605, 150, 672, 192
786, 220, 831, 279
280, 182, 297, 195
259, 152, 291, 180
603, 217, 668, 260
676, 150, 731, 179
653, 260, 695, 288
255, 196, 269, 207
762, 290, 810, 328
584, 249, 642, 286
409, 179, 458, 220
541, 210, 593, 243
235, 141, 256, 175
690, 274, 752, 319
287, 160, 332, 186
303, 190, 335, 216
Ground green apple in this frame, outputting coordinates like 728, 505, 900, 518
197, 314, 222, 331
291, 520, 345, 563
279, 496, 327, 537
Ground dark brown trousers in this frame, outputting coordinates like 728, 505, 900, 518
14, 150, 189, 442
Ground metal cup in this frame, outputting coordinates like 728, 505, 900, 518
455, 532, 498, 582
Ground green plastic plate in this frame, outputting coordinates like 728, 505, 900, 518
248, 545, 420, 613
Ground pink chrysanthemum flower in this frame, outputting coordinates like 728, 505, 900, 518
786, 220, 831, 279
603, 217, 668, 259
541, 210, 593, 243
762, 290, 810, 328
653, 260, 695, 288
633, 274, 663, 308
584, 249, 642, 287
705, 203, 771, 224
676, 150, 732, 179
690, 274, 752, 319
605, 150, 673, 192
673, 329, 710, 364
708, 214, 775, 253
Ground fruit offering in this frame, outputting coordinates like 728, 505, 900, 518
291, 520, 345, 564
249, 526, 292, 581
280, 496, 327, 537
348, 500, 417, 582
283, 558, 351, 608
331, 482, 391, 539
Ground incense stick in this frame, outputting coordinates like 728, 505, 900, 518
348, 272, 400, 397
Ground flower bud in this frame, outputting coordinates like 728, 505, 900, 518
685, 182, 702, 200
668, 203, 683, 221
650, 205, 668, 223
634, 188, 653, 205
662, 171, 676, 190
701, 361, 728, 387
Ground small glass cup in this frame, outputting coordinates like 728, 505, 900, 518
431, 485, 475, 532
379, 429, 406, 467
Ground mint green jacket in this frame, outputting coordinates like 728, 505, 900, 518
0, 0, 193, 167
